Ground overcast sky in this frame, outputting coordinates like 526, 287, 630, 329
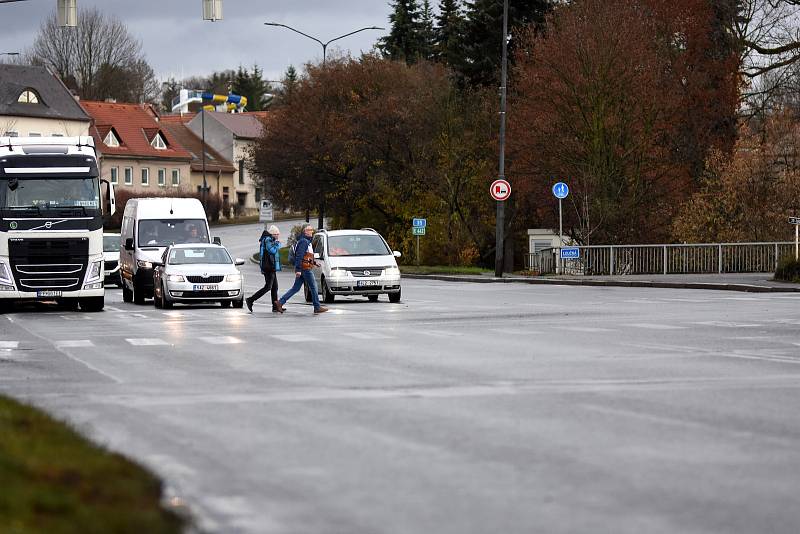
0, 0, 394, 82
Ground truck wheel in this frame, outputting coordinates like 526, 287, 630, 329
122, 281, 133, 303
79, 297, 104, 312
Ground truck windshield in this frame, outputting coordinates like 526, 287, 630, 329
0, 176, 100, 212
138, 219, 209, 247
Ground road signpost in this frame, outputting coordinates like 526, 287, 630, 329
490, 179, 511, 202
560, 247, 580, 259
412, 218, 427, 265
258, 200, 274, 222
552, 182, 569, 274
790, 217, 800, 260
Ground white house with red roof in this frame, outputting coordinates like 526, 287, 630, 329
80, 101, 192, 194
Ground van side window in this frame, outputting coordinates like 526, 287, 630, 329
313, 236, 324, 258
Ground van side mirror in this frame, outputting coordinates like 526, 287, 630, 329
393, 251, 402, 258
213, 237, 222, 245
124, 238, 134, 251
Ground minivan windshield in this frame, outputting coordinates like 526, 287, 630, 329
103, 235, 120, 252
138, 219, 209, 247
327, 234, 391, 257
169, 247, 231, 265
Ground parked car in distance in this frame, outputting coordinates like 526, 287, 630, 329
308, 228, 402, 303
103, 232, 122, 287
152, 244, 245, 309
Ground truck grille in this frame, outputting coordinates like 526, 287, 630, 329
9, 238, 88, 291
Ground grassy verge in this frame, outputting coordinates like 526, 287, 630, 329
399, 265, 493, 275
0, 395, 186, 534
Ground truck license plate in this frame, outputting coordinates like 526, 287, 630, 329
37, 290, 62, 297
192, 284, 218, 291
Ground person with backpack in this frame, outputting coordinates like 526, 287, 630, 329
246, 225, 282, 313
275, 225, 328, 314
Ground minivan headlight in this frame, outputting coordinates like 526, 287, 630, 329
384, 266, 400, 275
329, 268, 348, 278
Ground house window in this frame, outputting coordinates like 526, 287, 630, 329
151, 133, 166, 150
171, 169, 180, 187
51, 133, 63, 137
238, 160, 244, 184
141, 168, 149, 186
158, 168, 166, 187
222, 186, 229, 204
124, 167, 132, 185
110, 167, 118, 185
17, 90, 40, 104
29, 132, 41, 137
104, 130, 119, 147
255, 188, 261, 202
4, 131, 18, 137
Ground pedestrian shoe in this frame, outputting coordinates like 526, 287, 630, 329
314, 306, 329, 314
274, 300, 285, 313
245, 298, 253, 313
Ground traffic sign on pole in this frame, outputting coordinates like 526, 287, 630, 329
789, 217, 800, 225
490, 179, 511, 201
552, 182, 569, 199
560, 247, 580, 259
412, 218, 427, 228
412, 227, 426, 236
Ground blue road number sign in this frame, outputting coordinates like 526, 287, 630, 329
412, 218, 427, 228
560, 247, 580, 259
552, 182, 569, 199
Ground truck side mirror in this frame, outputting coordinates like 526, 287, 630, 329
124, 238, 134, 251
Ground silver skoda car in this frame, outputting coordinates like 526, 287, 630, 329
152, 244, 245, 308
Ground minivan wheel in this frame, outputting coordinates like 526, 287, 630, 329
122, 280, 133, 302
388, 289, 401, 303
367, 295, 379, 302
322, 278, 335, 303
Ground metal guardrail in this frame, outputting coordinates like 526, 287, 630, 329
526, 242, 797, 275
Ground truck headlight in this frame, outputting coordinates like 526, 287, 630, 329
166, 274, 185, 282
0, 261, 13, 286
137, 260, 153, 269
226, 274, 242, 283
84, 261, 101, 284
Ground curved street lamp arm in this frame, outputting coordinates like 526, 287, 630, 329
264, 22, 324, 48
323, 26, 385, 47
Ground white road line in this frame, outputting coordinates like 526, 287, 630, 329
559, 327, 616, 333
627, 323, 687, 330
693, 321, 763, 328
125, 338, 170, 346
342, 332, 394, 340
199, 336, 243, 345
55, 340, 94, 348
417, 330, 461, 338
0, 341, 19, 349
271, 334, 317, 343
104, 306, 123, 312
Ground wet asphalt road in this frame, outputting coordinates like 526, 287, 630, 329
2, 222, 800, 533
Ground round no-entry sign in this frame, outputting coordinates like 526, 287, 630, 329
490, 179, 511, 201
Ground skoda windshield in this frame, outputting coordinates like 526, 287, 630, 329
0, 175, 100, 215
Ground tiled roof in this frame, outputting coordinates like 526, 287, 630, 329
160, 122, 236, 174
80, 101, 191, 161
159, 113, 196, 124
0, 64, 90, 122
206, 111, 266, 139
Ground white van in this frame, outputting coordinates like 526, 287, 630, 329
120, 198, 215, 304
309, 228, 402, 303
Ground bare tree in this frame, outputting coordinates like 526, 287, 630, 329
735, 0, 800, 80
29, 7, 156, 103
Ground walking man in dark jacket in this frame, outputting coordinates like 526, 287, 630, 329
275, 225, 328, 314
246, 225, 282, 313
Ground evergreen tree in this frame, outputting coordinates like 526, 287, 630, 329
379, 0, 425, 64
435, 0, 465, 66
231, 65, 271, 111
457, 0, 552, 86
419, 0, 436, 61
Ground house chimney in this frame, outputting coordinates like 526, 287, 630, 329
104, 98, 116, 103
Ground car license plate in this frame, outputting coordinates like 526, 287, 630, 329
37, 290, 62, 297
192, 284, 218, 291
356, 280, 379, 287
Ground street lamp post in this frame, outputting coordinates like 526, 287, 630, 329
494, 0, 510, 278
264, 22, 384, 229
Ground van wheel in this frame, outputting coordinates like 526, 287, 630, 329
122, 281, 133, 302
389, 289, 401, 303
80, 297, 104, 312
133, 280, 145, 305
322, 278, 335, 303
367, 295, 379, 302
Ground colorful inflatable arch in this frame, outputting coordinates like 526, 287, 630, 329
171, 89, 248, 114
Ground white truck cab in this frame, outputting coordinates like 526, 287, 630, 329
0, 136, 115, 311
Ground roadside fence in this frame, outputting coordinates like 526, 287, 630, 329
526, 242, 797, 276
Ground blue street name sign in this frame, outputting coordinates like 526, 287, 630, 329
552, 182, 569, 199
412, 218, 427, 228
412, 227, 426, 236
560, 247, 580, 259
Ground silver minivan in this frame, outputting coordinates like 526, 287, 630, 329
308, 229, 402, 303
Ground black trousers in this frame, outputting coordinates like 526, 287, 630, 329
249, 271, 278, 308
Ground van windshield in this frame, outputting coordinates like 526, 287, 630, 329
137, 219, 209, 247
327, 235, 391, 257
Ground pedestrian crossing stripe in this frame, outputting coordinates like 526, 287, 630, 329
125, 338, 170, 346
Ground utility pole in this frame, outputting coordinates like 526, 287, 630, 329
494, 0, 509, 277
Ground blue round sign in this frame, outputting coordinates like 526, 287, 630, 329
552, 182, 569, 199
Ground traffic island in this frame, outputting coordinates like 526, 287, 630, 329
0, 395, 188, 533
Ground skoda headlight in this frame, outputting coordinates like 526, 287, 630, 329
137, 260, 153, 269
84, 261, 102, 284
226, 273, 242, 283
166, 274, 185, 282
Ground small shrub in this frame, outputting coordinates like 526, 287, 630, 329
775, 258, 800, 282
